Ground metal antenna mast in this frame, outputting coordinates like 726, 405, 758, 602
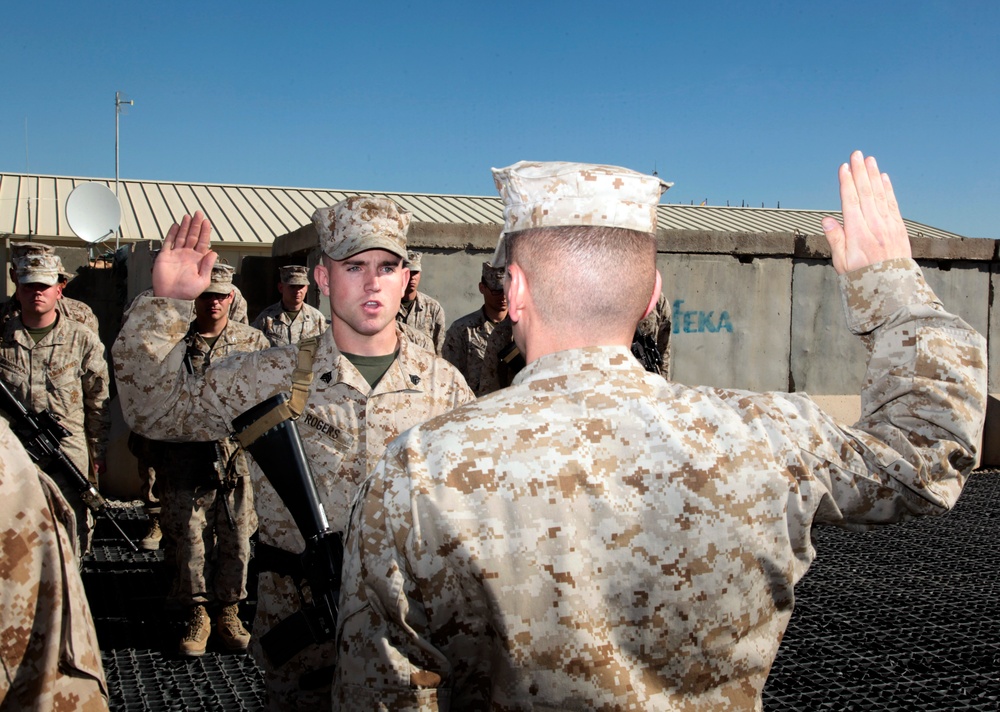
115, 91, 134, 250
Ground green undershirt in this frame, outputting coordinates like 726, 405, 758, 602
342, 351, 398, 389
26, 322, 57, 344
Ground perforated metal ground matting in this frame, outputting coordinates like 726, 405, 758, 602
84, 470, 1000, 711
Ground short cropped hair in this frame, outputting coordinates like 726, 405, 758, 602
505, 225, 657, 336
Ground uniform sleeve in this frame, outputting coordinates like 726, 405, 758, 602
431, 303, 447, 356
334, 435, 478, 711
441, 323, 467, 375
773, 258, 986, 528
111, 296, 271, 442
81, 332, 111, 462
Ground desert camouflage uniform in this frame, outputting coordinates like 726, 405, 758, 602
251, 301, 327, 347
442, 307, 502, 396
333, 259, 987, 710
123, 285, 249, 325
0, 419, 108, 711
635, 292, 672, 378
401, 322, 436, 353
397, 292, 446, 354
0, 295, 100, 336
154, 320, 269, 608
0, 313, 110, 554
477, 317, 518, 395
112, 297, 474, 711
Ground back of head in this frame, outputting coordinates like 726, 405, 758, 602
492, 161, 671, 336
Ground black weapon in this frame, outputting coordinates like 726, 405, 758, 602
0, 377, 137, 551
233, 392, 343, 669
631, 329, 664, 374
213, 442, 238, 532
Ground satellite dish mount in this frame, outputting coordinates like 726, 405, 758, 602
65, 182, 122, 245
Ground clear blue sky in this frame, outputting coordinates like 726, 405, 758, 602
3, 1, 997, 237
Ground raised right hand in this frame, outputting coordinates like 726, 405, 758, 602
821, 151, 912, 276
152, 211, 218, 299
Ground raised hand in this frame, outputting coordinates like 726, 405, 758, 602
152, 211, 218, 299
821, 151, 912, 275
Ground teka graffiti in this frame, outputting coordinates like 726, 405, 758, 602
672, 299, 734, 334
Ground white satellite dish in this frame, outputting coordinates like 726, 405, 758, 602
66, 182, 122, 244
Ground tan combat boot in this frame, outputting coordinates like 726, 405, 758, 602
216, 603, 250, 652
178, 605, 210, 657
139, 515, 162, 551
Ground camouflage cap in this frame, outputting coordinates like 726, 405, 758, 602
14, 253, 62, 287
481, 261, 504, 291
491, 161, 672, 235
202, 263, 235, 295
10, 241, 54, 263
404, 250, 422, 273
279, 264, 310, 286
311, 195, 410, 262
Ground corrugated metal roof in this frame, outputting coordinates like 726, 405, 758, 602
0, 172, 967, 244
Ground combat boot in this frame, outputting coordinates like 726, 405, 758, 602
139, 515, 162, 551
216, 603, 250, 652
178, 605, 210, 657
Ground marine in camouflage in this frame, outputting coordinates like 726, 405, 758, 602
0, 296, 101, 336
112, 297, 474, 711
0, 312, 110, 554
251, 301, 327, 347
333, 258, 987, 710
0, 419, 108, 711
396, 292, 446, 355
441, 307, 500, 396
155, 318, 269, 608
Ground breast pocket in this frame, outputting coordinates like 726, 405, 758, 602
46, 364, 83, 420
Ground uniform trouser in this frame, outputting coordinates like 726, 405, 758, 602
250, 571, 338, 712
47, 467, 94, 560
160, 471, 257, 606
137, 454, 161, 517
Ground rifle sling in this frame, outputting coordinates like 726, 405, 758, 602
234, 337, 318, 448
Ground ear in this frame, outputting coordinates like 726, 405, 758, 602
640, 271, 662, 320
400, 266, 411, 298
506, 263, 527, 324
477, 281, 488, 297
314, 261, 330, 297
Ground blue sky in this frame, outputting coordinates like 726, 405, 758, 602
3, 1, 997, 237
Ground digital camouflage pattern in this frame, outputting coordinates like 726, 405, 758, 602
401, 322, 436, 354
635, 292, 672, 379
477, 317, 517, 395
122, 285, 249, 325
251, 301, 327, 347
312, 196, 410, 261
0, 419, 108, 711
112, 298, 474, 711
155, 320, 269, 607
441, 307, 502, 396
397, 292, 447, 355
492, 160, 672, 235
0, 313, 110, 554
332, 259, 987, 710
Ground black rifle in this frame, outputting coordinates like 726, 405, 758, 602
233, 392, 343, 670
213, 442, 238, 532
631, 329, 664, 374
0, 377, 137, 551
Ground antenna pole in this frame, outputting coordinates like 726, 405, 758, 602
114, 91, 134, 251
